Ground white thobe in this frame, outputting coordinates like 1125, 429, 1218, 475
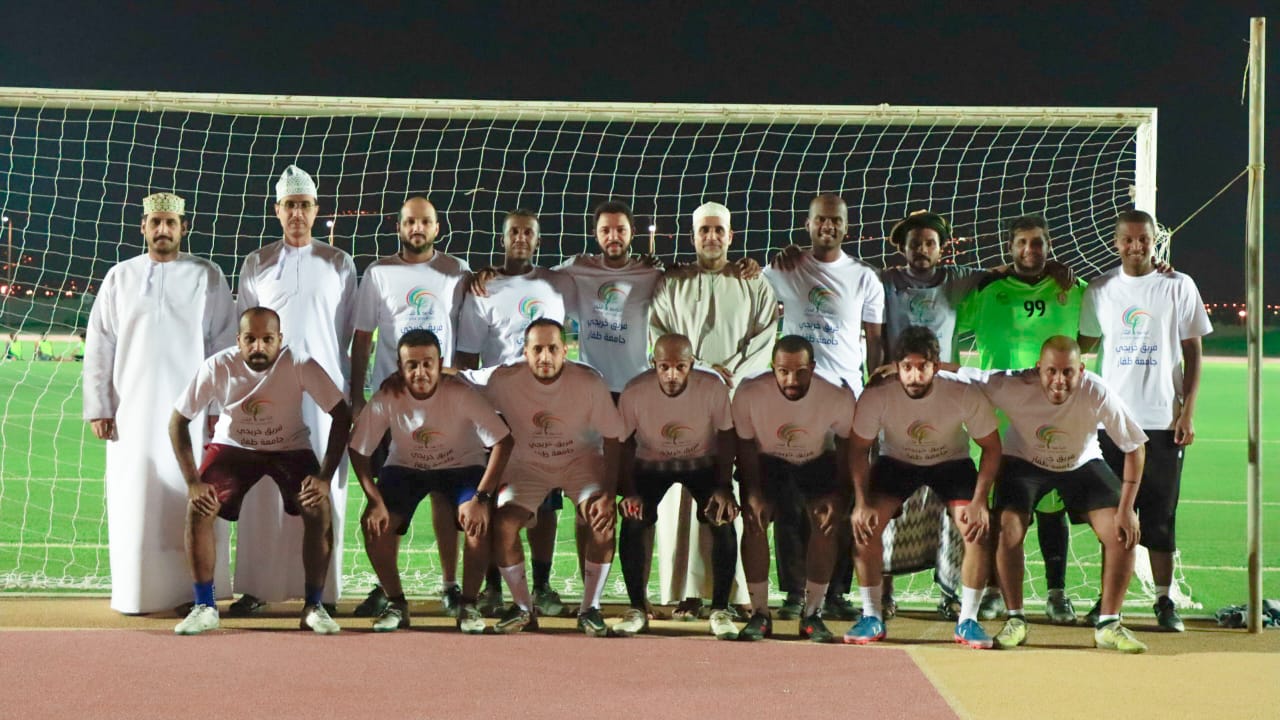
83, 253, 236, 613
649, 267, 777, 606
235, 239, 356, 603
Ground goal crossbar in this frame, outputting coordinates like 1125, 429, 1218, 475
0, 86, 1155, 127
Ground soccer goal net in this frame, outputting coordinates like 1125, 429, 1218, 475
0, 87, 1175, 608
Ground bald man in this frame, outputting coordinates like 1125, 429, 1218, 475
957, 336, 1149, 653
170, 307, 352, 635
615, 334, 741, 639
350, 196, 473, 618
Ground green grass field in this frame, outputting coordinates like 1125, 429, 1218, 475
1, 358, 1276, 614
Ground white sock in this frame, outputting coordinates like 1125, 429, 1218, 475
960, 586, 983, 623
804, 581, 829, 617
747, 582, 770, 614
1098, 613, 1121, 627
859, 584, 883, 620
499, 563, 531, 611
1155, 585, 1170, 600
1007, 607, 1024, 617
442, 580, 459, 590
581, 561, 610, 611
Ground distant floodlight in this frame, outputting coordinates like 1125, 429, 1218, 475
1238, 310, 1247, 318
325, 220, 334, 228
648, 224, 656, 233
2, 216, 8, 223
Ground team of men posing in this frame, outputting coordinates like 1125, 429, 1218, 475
84, 165, 1210, 654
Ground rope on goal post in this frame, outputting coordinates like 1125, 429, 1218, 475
0, 87, 1170, 608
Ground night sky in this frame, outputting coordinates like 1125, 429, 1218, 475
0, 0, 1274, 302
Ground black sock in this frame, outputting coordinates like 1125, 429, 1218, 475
709, 522, 738, 610
388, 593, 407, 605
532, 559, 553, 590
619, 519, 651, 610
1036, 508, 1069, 590
485, 565, 502, 592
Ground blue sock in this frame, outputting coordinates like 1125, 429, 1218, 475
305, 585, 324, 607
194, 581, 215, 607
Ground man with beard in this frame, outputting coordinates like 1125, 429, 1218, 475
170, 307, 352, 635
614, 333, 740, 639
350, 329, 512, 634
960, 336, 1149, 653
844, 326, 1001, 648
83, 191, 236, 614
733, 336, 856, 642
483, 319, 624, 637
956, 215, 1087, 624
1079, 210, 1212, 632
762, 193, 880, 621
349, 196, 472, 618
232, 166, 357, 615
648, 202, 772, 620
455, 208, 577, 617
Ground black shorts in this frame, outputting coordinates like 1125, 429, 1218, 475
1100, 429, 1183, 552
760, 453, 843, 506
871, 456, 978, 505
630, 464, 723, 525
377, 465, 483, 535
994, 457, 1120, 520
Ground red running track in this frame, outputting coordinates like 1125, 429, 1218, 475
1, 629, 959, 719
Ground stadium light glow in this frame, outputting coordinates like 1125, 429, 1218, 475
325, 220, 334, 228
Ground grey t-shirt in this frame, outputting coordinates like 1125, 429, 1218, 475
881, 265, 985, 362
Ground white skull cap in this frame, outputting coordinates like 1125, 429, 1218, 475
275, 164, 318, 201
692, 201, 731, 228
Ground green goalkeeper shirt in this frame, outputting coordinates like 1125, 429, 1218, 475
957, 274, 1087, 370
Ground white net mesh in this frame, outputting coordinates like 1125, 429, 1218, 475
0, 91, 1163, 606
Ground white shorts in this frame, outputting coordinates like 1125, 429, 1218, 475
498, 457, 604, 520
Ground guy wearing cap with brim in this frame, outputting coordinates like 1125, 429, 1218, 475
83, 191, 237, 614
231, 166, 358, 614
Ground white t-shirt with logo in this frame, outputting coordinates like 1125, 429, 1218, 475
881, 266, 984, 363
350, 375, 509, 471
764, 253, 885, 394
852, 372, 998, 466
1079, 268, 1212, 430
483, 360, 625, 473
175, 346, 344, 452
457, 267, 577, 368
554, 255, 662, 392
959, 368, 1148, 471
353, 251, 472, 386
619, 367, 733, 462
731, 370, 856, 464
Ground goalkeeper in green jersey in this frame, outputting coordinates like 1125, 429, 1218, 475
957, 214, 1085, 626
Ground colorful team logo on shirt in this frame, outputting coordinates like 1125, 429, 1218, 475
412, 426, 444, 447
518, 297, 545, 321
1121, 306, 1152, 336
406, 287, 438, 316
1035, 424, 1067, 450
661, 422, 693, 445
907, 293, 937, 324
596, 282, 627, 313
776, 423, 809, 448
907, 420, 936, 445
243, 397, 271, 421
532, 411, 563, 435
807, 286, 837, 314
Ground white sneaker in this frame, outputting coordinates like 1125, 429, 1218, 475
612, 607, 648, 637
709, 608, 739, 640
372, 603, 409, 633
301, 603, 341, 634
457, 604, 486, 635
174, 604, 220, 635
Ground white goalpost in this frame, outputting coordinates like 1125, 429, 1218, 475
0, 87, 1170, 605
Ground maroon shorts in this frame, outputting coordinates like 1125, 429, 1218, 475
198, 443, 320, 521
